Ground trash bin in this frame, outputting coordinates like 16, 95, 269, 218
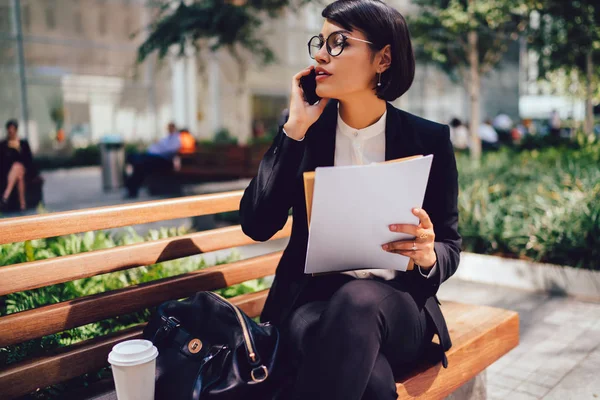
100, 135, 125, 192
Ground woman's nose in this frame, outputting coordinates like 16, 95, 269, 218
314, 43, 330, 64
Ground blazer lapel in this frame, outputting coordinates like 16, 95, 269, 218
307, 100, 338, 170
385, 103, 424, 161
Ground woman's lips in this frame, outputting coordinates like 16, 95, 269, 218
316, 74, 331, 82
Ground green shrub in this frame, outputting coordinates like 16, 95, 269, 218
213, 128, 238, 145
457, 137, 600, 269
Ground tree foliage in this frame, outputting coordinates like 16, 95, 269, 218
528, 0, 600, 81
409, 0, 529, 80
138, 0, 315, 64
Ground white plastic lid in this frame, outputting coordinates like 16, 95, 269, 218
108, 339, 158, 367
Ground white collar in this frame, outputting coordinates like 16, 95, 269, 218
336, 103, 387, 140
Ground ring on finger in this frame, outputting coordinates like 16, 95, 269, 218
411, 242, 417, 251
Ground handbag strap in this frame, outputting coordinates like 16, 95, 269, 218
151, 315, 182, 344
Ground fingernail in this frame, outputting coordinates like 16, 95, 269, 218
414, 208, 420, 213
389, 225, 397, 231
382, 245, 388, 250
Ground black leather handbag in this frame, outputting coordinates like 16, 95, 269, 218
143, 291, 281, 400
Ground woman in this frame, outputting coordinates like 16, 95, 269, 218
449, 117, 470, 151
240, 1, 461, 398
0, 119, 33, 211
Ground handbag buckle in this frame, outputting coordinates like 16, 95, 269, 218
250, 365, 269, 383
161, 315, 181, 330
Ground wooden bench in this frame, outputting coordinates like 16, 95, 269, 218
0, 191, 519, 399
145, 155, 258, 195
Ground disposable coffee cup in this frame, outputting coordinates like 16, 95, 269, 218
108, 339, 158, 400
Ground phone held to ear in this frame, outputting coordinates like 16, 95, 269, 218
299, 69, 322, 105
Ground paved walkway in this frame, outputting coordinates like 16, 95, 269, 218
40, 166, 251, 212
2, 167, 251, 236
438, 280, 600, 400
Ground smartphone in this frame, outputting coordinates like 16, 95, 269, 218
299, 69, 321, 105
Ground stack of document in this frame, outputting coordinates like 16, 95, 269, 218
303, 155, 433, 275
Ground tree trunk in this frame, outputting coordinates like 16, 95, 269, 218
584, 51, 594, 135
468, 29, 482, 160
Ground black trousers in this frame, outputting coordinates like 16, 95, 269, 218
283, 274, 435, 400
125, 153, 172, 196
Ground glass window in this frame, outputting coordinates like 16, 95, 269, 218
97, 0, 107, 36
45, 7, 56, 30
22, 4, 31, 32
74, 10, 83, 34
0, 1, 12, 34
0, 0, 172, 155
0, 41, 23, 137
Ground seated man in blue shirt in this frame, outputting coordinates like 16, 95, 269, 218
125, 122, 181, 198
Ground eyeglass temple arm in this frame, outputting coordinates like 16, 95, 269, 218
346, 37, 373, 45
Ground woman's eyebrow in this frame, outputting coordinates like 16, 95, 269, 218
319, 29, 351, 39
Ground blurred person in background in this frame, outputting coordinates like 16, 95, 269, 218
479, 119, 499, 151
449, 117, 469, 151
0, 119, 34, 211
125, 122, 181, 198
549, 109, 561, 138
492, 112, 513, 145
178, 128, 196, 155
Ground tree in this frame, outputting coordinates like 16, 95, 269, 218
527, 0, 600, 135
136, 0, 315, 139
409, 0, 528, 160
137, 0, 313, 66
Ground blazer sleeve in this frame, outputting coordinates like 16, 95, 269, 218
417, 125, 462, 297
239, 127, 306, 242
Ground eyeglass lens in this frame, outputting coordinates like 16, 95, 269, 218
308, 33, 346, 59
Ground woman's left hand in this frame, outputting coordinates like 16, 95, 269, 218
382, 208, 437, 269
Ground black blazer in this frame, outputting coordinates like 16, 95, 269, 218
240, 100, 461, 365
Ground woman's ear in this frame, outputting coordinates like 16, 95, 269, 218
378, 45, 392, 73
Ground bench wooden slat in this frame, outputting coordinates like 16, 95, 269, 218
0, 290, 269, 400
0, 191, 244, 245
396, 302, 519, 399
0, 219, 291, 296
0, 253, 281, 347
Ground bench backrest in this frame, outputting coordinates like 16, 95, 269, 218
0, 191, 291, 399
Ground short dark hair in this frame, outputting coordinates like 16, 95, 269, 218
322, 0, 415, 101
5, 119, 18, 130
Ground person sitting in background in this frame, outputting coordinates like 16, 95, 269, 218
549, 109, 561, 138
449, 117, 469, 151
125, 122, 181, 198
479, 119, 499, 151
0, 119, 34, 211
178, 128, 196, 155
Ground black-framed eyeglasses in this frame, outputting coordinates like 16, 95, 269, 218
308, 31, 373, 59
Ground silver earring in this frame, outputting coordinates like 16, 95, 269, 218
377, 73, 382, 87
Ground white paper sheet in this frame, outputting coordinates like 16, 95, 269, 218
304, 155, 434, 275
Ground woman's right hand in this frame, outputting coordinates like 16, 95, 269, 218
283, 66, 330, 141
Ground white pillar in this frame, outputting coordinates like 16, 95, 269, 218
184, 54, 198, 134
171, 57, 187, 129
208, 57, 222, 135
142, 2, 158, 140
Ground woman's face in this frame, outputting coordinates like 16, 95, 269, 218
7, 125, 17, 140
313, 20, 383, 101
